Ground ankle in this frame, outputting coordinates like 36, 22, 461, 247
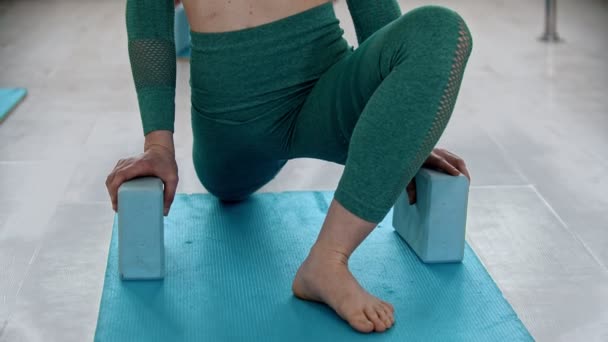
310, 242, 350, 265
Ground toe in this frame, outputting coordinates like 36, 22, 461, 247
382, 301, 395, 314
347, 313, 374, 333
381, 303, 395, 324
376, 304, 393, 328
364, 306, 387, 332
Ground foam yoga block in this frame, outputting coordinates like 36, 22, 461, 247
174, 4, 191, 58
393, 168, 469, 263
118, 177, 165, 280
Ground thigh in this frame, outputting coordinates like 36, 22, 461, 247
191, 111, 287, 201
287, 23, 393, 164
287, 7, 463, 164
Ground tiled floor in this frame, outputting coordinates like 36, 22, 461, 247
1, 0, 607, 341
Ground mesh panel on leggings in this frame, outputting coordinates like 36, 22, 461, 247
406, 20, 472, 178
128, 39, 176, 90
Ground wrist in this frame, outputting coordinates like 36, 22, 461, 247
145, 143, 175, 157
144, 130, 175, 155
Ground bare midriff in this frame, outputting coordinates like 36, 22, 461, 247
181, 0, 330, 33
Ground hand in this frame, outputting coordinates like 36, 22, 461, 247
406, 148, 471, 204
423, 148, 471, 180
106, 145, 179, 216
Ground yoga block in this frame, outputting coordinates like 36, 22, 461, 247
118, 177, 165, 280
392, 168, 469, 263
174, 4, 191, 57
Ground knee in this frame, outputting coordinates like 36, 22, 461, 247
194, 172, 254, 203
200, 180, 253, 202
192, 163, 247, 204
392, 6, 473, 57
403, 6, 469, 34
215, 192, 251, 203
408, 6, 465, 22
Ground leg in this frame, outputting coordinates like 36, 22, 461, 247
290, 6, 473, 332
191, 108, 287, 201
293, 200, 394, 332
193, 156, 286, 202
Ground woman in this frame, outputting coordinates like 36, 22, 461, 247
106, 0, 472, 333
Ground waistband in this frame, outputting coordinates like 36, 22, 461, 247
188, 2, 351, 123
189, 2, 339, 47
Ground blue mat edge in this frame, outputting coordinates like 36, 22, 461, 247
94, 191, 533, 341
0, 88, 27, 121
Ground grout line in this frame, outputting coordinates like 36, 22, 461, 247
0, 161, 43, 165
14, 278, 25, 299
28, 245, 41, 265
470, 184, 533, 189
0, 317, 7, 340
530, 184, 608, 273
58, 200, 110, 205
4, 256, 16, 290
0, 160, 80, 328
485, 131, 532, 184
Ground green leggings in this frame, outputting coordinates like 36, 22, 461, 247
189, 3, 472, 223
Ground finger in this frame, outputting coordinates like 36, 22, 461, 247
455, 159, 471, 180
422, 152, 440, 168
108, 163, 154, 210
406, 179, 416, 204
443, 149, 462, 160
443, 152, 471, 181
107, 160, 130, 211
106, 172, 118, 211
437, 158, 461, 176
162, 174, 179, 216
116, 159, 126, 167
113, 158, 128, 171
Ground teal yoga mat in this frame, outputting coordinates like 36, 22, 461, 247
0, 88, 27, 121
95, 192, 533, 341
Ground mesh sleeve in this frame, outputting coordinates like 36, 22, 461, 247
126, 0, 176, 135
345, 0, 402, 44
405, 20, 473, 183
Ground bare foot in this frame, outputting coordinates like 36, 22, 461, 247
292, 244, 395, 333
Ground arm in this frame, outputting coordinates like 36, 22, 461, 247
126, 0, 176, 136
108, 1, 178, 216
345, 0, 402, 44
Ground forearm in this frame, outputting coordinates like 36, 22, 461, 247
126, 0, 177, 135
345, 0, 401, 44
